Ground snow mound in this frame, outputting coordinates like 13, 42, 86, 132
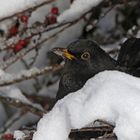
58, 0, 103, 23
33, 70, 140, 140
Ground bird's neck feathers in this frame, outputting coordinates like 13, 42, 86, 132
96, 51, 118, 71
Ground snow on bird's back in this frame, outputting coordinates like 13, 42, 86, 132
33, 70, 140, 140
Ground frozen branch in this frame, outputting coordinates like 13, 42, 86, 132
0, 0, 129, 70
0, 95, 45, 116
0, 64, 63, 87
0, 0, 56, 22
1, 23, 76, 70
2, 126, 114, 140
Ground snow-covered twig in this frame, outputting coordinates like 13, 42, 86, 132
0, 0, 126, 70
0, 64, 63, 86
1, 23, 74, 70
0, 0, 56, 22
9, 126, 114, 140
83, 4, 115, 35
0, 96, 45, 116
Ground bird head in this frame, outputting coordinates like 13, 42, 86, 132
52, 39, 116, 75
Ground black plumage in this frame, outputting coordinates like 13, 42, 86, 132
118, 38, 140, 68
118, 38, 140, 77
52, 38, 140, 101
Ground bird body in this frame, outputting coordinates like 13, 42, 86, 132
53, 40, 118, 100
118, 38, 140, 68
118, 38, 140, 77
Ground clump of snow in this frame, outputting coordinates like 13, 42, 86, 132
33, 70, 140, 140
14, 130, 25, 140
0, 0, 45, 19
58, 0, 103, 23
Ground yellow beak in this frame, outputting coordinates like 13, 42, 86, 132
52, 48, 76, 60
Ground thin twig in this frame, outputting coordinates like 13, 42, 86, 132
1, 23, 73, 70
0, 64, 63, 86
0, 0, 56, 22
0, 96, 45, 116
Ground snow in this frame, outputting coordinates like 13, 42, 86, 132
33, 70, 140, 140
14, 130, 25, 140
0, 85, 44, 111
0, 69, 43, 111
0, 67, 47, 85
0, 86, 31, 104
0, 0, 45, 19
58, 0, 103, 23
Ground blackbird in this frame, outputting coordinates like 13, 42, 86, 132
53, 39, 140, 100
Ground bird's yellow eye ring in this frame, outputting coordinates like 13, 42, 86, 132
81, 52, 90, 60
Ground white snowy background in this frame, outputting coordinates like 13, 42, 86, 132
0, 0, 139, 140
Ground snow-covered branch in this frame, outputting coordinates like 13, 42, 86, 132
0, 95, 45, 116
0, 64, 63, 86
0, 0, 56, 22
0, 22, 78, 70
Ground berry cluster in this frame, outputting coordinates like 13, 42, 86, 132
9, 15, 29, 36
20, 15, 29, 23
13, 39, 29, 53
8, 6, 59, 53
2, 133, 13, 139
47, 6, 59, 25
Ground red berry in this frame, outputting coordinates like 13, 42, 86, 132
20, 15, 29, 23
48, 15, 57, 24
14, 44, 23, 53
13, 39, 28, 53
51, 7, 59, 15
9, 26, 18, 35
3, 133, 13, 139
19, 40, 28, 46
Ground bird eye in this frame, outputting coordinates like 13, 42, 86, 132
81, 52, 90, 60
